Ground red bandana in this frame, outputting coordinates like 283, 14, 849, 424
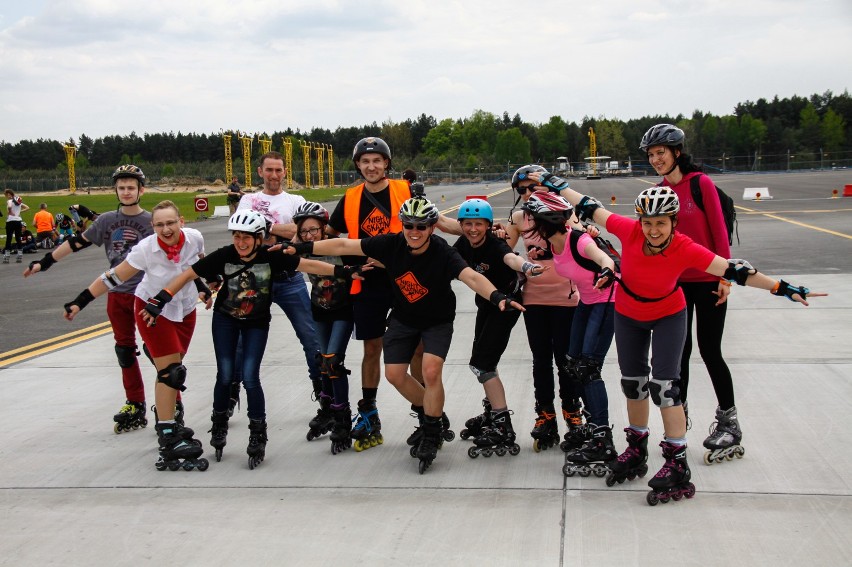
157, 231, 186, 264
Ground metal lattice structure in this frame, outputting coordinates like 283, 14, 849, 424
283, 137, 294, 189
314, 143, 325, 187
300, 141, 312, 188
588, 127, 598, 176
223, 132, 233, 184
327, 145, 334, 187
258, 135, 272, 155
239, 132, 253, 188
64, 144, 76, 194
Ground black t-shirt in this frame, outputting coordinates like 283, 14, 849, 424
328, 183, 413, 290
361, 233, 469, 329
192, 245, 300, 327
454, 233, 523, 308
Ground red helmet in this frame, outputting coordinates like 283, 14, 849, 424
521, 191, 574, 225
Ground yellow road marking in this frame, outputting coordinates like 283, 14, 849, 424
0, 324, 114, 367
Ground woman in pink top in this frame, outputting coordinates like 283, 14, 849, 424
530, 171, 824, 506
641, 124, 738, 462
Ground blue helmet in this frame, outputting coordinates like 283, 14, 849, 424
457, 199, 493, 224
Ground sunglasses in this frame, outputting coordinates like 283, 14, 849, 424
516, 184, 537, 195
403, 223, 429, 231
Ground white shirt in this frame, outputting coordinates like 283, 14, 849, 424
6, 198, 23, 221
126, 227, 205, 322
237, 191, 305, 225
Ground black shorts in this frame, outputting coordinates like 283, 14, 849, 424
352, 281, 393, 340
382, 318, 454, 364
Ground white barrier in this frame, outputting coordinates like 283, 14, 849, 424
210, 205, 231, 218
743, 187, 773, 200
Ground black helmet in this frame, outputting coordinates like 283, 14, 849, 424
292, 201, 329, 224
511, 164, 548, 189
353, 137, 392, 169
639, 124, 685, 152
111, 164, 146, 186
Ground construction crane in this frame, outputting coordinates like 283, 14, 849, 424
222, 131, 233, 184
64, 143, 77, 194
586, 127, 602, 180
283, 137, 294, 189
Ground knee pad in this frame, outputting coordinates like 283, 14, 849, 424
620, 375, 650, 400
648, 377, 680, 408
114, 345, 139, 369
468, 364, 497, 384
157, 363, 187, 392
577, 359, 603, 385
556, 355, 581, 384
322, 354, 350, 380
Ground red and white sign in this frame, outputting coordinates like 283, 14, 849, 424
194, 197, 209, 212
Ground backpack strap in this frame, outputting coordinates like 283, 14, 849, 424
689, 174, 705, 212
568, 229, 600, 274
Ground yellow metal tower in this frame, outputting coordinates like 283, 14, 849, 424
314, 143, 325, 187
64, 143, 77, 194
283, 137, 294, 190
588, 127, 598, 177
300, 141, 312, 188
327, 145, 334, 187
258, 134, 272, 155
239, 132, 253, 188
223, 131, 233, 184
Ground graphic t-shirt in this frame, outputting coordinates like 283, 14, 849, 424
304, 253, 353, 323
360, 233, 469, 329
453, 233, 523, 309
84, 210, 153, 293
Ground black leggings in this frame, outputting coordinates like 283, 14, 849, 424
679, 281, 735, 410
522, 304, 580, 410
4, 221, 23, 252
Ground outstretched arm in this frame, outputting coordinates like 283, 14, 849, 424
279, 238, 366, 257
526, 171, 613, 226
705, 256, 828, 306
458, 267, 525, 311
63, 260, 140, 321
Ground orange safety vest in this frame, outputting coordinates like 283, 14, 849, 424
342, 179, 410, 294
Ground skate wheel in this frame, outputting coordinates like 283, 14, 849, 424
114, 423, 122, 434
183, 461, 194, 471
562, 465, 575, 477
155, 461, 167, 471
306, 430, 317, 441
672, 492, 683, 501
215, 448, 223, 462
685, 484, 696, 499
443, 430, 455, 442
168, 461, 181, 471
735, 446, 745, 458
409, 446, 418, 458
376, 435, 384, 445
460, 429, 471, 440
141, 419, 148, 428
638, 464, 648, 478
369, 436, 379, 447
482, 448, 493, 458
249, 456, 256, 470
467, 446, 479, 459
605, 474, 616, 487
419, 460, 429, 474
593, 465, 608, 478
354, 440, 365, 452
532, 439, 541, 453
578, 466, 591, 478
703, 451, 713, 466
197, 458, 209, 471
495, 448, 506, 457
509, 444, 520, 456
646, 491, 659, 506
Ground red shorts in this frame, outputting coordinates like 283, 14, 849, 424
134, 297, 196, 359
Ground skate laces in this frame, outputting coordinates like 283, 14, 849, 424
119, 403, 136, 414
534, 411, 556, 427
563, 409, 584, 427
352, 409, 376, 433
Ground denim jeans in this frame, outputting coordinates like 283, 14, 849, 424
272, 274, 321, 380
568, 301, 615, 362
315, 318, 355, 406
211, 311, 270, 420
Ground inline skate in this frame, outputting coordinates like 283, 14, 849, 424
407, 406, 454, 457
468, 410, 520, 458
351, 399, 383, 452
16, 250, 23, 263
329, 403, 351, 455
460, 398, 492, 440
415, 417, 443, 474
530, 403, 560, 452
647, 441, 696, 506
605, 427, 649, 486
563, 424, 617, 477
208, 410, 229, 462
703, 406, 745, 465
113, 400, 148, 434
247, 418, 267, 470
151, 400, 188, 428
154, 422, 208, 471
306, 393, 334, 441
559, 407, 590, 452
2, 251, 8, 263
228, 381, 241, 417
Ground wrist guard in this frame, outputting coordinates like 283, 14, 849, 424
32, 251, 57, 272
539, 172, 571, 193
194, 278, 212, 302
289, 241, 314, 255
521, 261, 543, 278
489, 290, 509, 307
144, 289, 174, 319
596, 266, 616, 289
575, 195, 603, 222
771, 279, 809, 302
334, 265, 362, 280
65, 288, 95, 313
723, 259, 756, 286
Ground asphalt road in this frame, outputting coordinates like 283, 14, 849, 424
1, 170, 850, 354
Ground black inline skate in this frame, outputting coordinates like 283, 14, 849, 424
247, 418, 267, 470
113, 400, 148, 434
208, 410, 229, 462
306, 393, 334, 441
407, 406, 454, 457
154, 422, 208, 471
468, 410, 520, 458
329, 403, 351, 455
703, 405, 745, 465
530, 404, 560, 452
460, 398, 492, 440
559, 407, 590, 452
227, 381, 241, 417
415, 417, 443, 474
563, 425, 617, 477
605, 427, 649, 486
647, 441, 696, 506
351, 399, 383, 452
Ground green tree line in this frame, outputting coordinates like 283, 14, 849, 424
1, 90, 849, 182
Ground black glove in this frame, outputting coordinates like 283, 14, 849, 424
489, 290, 514, 310
334, 265, 363, 280
772, 279, 809, 302
30, 252, 56, 273
596, 267, 616, 289
144, 289, 174, 321
194, 278, 212, 302
539, 172, 571, 193
65, 288, 95, 314
285, 241, 314, 255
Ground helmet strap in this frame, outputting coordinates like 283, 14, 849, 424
645, 233, 673, 253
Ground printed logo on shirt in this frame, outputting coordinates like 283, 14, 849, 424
360, 207, 390, 237
474, 262, 490, 275
395, 271, 428, 303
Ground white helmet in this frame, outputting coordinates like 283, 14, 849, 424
228, 210, 267, 236
634, 186, 680, 217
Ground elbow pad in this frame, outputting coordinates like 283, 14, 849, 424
575, 196, 602, 222
100, 268, 125, 290
723, 259, 756, 286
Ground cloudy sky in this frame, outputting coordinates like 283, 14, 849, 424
1, 0, 850, 144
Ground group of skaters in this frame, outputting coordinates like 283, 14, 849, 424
21, 128, 824, 503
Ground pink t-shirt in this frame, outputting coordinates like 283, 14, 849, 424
552, 232, 614, 306
606, 214, 716, 321
519, 213, 578, 307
